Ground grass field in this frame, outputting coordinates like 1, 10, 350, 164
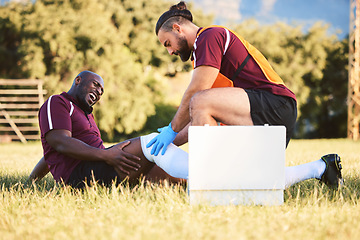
1, 139, 360, 240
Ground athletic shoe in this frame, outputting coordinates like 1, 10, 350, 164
319, 154, 343, 188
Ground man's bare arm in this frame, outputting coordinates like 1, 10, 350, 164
28, 157, 49, 182
171, 66, 219, 132
173, 122, 190, 146
45, 129, 141, 175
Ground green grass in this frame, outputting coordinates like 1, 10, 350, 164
1, 139, 360, 240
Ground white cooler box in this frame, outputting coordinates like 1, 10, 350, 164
188, 125, 286, 206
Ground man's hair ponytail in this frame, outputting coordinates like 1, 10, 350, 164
155, 1, 193, 35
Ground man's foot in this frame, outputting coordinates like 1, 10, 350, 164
319, 154, 343, 188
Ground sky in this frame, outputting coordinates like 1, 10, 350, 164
192, 0, 350, 39
0, 0, 351, 39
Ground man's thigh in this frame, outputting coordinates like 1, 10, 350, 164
190, 87, 253, 126
145, 165, 186, 184
191, 87, 296, 146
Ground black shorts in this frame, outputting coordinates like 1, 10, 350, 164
67, 161, 121, 189
244, 89, 297, 147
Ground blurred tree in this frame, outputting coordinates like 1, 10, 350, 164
298, 38, 348, 138
0, 0, 158, 140
0, 2, 348, 139
0, 0, 213, 140
0, 2, 27, 78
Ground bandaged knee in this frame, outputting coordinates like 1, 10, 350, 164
140, 133, 188, 179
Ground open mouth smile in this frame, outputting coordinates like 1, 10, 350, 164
88, 92, 98, 105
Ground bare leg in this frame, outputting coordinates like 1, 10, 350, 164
190, 88, 253, 126
144, 165, 185, 184
105, 137, 185, 184
118, 137, 153, 183
141, 133, 189, 179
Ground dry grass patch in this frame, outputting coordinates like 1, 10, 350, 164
0, 139, 359, 240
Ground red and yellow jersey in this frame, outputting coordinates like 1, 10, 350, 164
191, 25, 296, 101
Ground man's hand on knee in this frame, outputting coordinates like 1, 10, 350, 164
104, 141, 141, 175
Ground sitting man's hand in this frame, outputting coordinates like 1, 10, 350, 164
105, 141, 141, 175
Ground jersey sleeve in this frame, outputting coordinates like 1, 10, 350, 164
38, 95, 72, 136
193, 28, 226, 70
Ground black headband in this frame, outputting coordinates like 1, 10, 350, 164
155, 9, 193, 35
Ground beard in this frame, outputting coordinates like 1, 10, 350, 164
175, 36, 192, 62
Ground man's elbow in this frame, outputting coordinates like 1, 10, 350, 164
45, 129, 73, 154
52, 143, 68, 154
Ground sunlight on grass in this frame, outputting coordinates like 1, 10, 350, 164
1, 139, 360, 239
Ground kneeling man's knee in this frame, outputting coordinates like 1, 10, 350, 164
189, 90, 209, 112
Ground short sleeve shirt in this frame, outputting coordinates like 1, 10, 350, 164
191, 27, 296, 100
38, 92, 105, 182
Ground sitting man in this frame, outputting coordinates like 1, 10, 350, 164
30, 71, 343, 189
31, 70, 181, 188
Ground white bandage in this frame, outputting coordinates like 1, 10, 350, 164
140, 133, 188, 179
140, 133, 158, 163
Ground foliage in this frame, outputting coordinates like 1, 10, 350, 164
142, 103, 178, 132
299, 38, 348, 138
0, 1, 349, 139
0, 0, 213, 141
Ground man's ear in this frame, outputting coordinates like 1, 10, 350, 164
172, 23, 181, 33
74, 76, 81, 85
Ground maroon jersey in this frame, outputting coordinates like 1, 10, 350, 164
38, 92, 105, 182
191, 26, 296, 100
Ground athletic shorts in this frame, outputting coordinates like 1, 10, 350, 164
67, 161, 121, 188
244, 89, 297, 147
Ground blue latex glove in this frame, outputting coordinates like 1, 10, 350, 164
146, 123, 178, 156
